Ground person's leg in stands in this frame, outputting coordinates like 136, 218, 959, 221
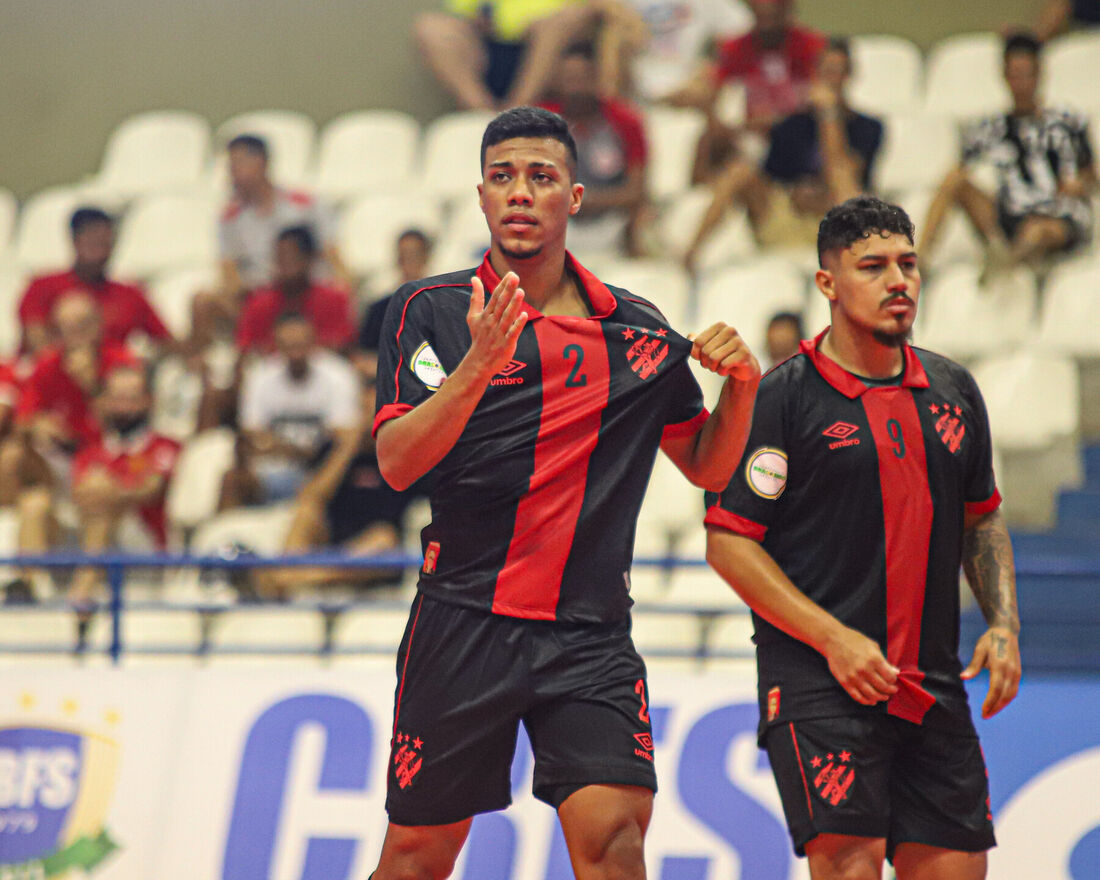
1008, 215, 1072, 266
69, 468, 121, 607
414, 13, 496, 110
505, 4, 601, 108
918, 167, 1004, 262
683, 158, 771, 272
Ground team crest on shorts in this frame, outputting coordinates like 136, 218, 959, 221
623, 329, 670, 380
393, 731, 424, 790
810, 749, 855, 806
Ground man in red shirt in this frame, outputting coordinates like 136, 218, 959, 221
540, 43, 649, 257
237, 226, 355, 354
18, 207, 172, 355
68, 365, 181, 605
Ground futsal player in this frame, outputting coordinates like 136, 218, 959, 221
369, 106, 761, 880
705, 195, 1021, 880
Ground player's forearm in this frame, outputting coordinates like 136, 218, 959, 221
301, 429, 363, 503
676, 374, 759, 491
961, 509, 1020, 634
706, 528, 851, 656
375, 358, 494, 491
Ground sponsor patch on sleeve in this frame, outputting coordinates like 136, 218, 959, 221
411, 341, 447, 391
746, 447, 788, 499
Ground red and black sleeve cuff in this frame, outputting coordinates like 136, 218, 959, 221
372, 402, 414, 437
704, 506, 767, 542
965, 487, 1002, 517
662, 407, 710, 440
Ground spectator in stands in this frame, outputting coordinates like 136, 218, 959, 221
356, 229, 435, 381
1029, 0, 1100, 41
219, 314, 359, 509
764, 310, 803, 367
18, 207, 172, 356
414, 0, 600, 111
683, 37, 881, 269
67, 365, 181, 606
257, 382, 415, 600
540, 42, 650, 258
237, 226, 355, 354
919, 32, 1095, 279
597, 0, 752, 103
192, 134, 348, 346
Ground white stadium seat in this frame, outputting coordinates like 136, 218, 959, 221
630, 611, 703, 654
658, 186, 756, 273
208, 607, 325, 653
643, 106, 707, 202
923, 33, 1010, 121
118, 609, 204, 652
216, 109, 318, 189
695, 258, 807, 361
429, 193, 490, 274
314, 110, 421, 201
111, 194, 218, 280
1037, 259, 1100, 359
13, 186, 84, 274
339, 193, 443, 278
916, 264, 1037, 360
332, 606, 413, 654
973, 351, 1081, 527
0, 609, 79, 651
596, 258, 694, 328
89, 111, 211, 201
875, 113, 960, 194
707, 613, 756, 656
848, 34, 924, 116
166, 428, 238, 533
147, 264, 217, 339
420, 110, 497, 205
1045, 32, 1100, 114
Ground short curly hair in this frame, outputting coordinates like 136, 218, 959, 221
817, 195, 915, 267
480, 106, 578, 174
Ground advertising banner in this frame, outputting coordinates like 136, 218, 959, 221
1, 663, 1097, 880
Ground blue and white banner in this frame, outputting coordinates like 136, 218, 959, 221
0, 664, 1097, 879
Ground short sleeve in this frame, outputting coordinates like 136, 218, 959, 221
19, 278, 50, 326
373, 284, 443, 436
217, 214, 237, 261
961, 118, 992, 164
71, 446, 99, 482
661, 361, 708, 439
136, 290, 171, 340
703, 372, 788, 541
961, 369, 1001, 516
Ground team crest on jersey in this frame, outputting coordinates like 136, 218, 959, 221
422, 541, 440, 575
746, 447, 788, 499
622, 329, 670, 380
810, 749, 855, 806
767, 686, 781, 721
393, 731, 424, 789
929, 402, 966, 453
411, 341, 447, 391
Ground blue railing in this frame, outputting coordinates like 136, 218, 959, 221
2, 550, 1098, 669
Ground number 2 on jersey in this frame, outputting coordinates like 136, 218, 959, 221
563, 344, 588, 387
886, 418, 906, 458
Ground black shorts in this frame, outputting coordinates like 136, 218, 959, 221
997, 206, 1090, 250
764, 714, 996, 861
385, 593, 658, 826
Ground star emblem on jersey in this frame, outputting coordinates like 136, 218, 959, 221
393, 731, 423, 789
625, 332, 670, 380
822, 421, 861, 450
932, 401, 966, 454
811, 751, 856, 806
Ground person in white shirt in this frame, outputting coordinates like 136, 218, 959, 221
221, 314, 359, 507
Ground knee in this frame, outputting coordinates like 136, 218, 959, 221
17, 486, 53, 520
939, 166, 971, 195
0, 437, 25, 474
574, 817, 646, 879
414, 12, 460, 49
378, 828, 465, 880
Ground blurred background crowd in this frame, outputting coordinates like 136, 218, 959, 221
0, 0, 1097, 630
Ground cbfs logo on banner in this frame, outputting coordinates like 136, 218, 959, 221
0, 709, 120, 878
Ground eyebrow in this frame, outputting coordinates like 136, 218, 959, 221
857, 251, 918, 261
487, 160, 558, 170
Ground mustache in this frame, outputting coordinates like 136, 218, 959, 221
880, 292, 915, 307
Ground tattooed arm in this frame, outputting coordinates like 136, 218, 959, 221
959, 508, 1022, 718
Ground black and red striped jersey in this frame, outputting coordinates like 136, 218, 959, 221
375, 252, 707, 623
705, 330, 1001, 736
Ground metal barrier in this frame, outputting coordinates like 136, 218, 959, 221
1, 550, 1098, 669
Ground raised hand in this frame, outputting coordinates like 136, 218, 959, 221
824, 625, 899, 706
466, 272, 528, 379
961, 626, 1021, 718
689, 323, 761, 381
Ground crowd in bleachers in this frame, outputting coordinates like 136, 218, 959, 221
0, 0, 1098, 642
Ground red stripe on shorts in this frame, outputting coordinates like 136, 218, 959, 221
789, 722, 814, 820
392, 593, 425, 741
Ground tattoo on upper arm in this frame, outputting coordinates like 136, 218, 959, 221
962, 511, 1020, 633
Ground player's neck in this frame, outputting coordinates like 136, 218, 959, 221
489, 245, 588, 317
821, 324, 904, 379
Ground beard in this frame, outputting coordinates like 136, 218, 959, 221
872, 326, 913, 348
499, 241, 543, 260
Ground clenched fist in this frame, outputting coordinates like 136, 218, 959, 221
689, 323, 761, 381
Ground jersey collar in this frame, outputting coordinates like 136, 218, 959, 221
801, 328, 929, 398
475, 251, 617, 320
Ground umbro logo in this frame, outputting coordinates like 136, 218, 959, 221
491, 359, 526, 386
823, 421, 861, 450
633, 732, 654, 762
